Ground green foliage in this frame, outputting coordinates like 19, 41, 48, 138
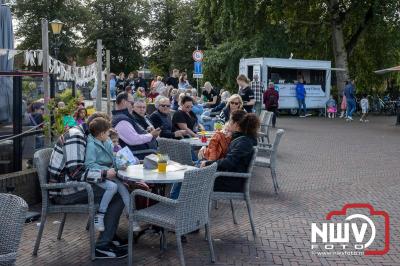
11, 0, 400, 96
12, 0, 89, 61
43, 89, 82, 137
147, 0, 199, 82
196, 0, 400, 95
83, 0, 149, 74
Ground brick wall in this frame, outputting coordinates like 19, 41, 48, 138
0, 169, 41, 205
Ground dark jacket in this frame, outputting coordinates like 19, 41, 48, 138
211, 102, 226, 113
218, 106, 231, 123
344, 83, 355, 100
263, 87, 279, 110
111, 109, 157, 158
131, 111, 154, 130
218, 107, 245, 123
149, 110, 175, 139
206, 132, 257, 192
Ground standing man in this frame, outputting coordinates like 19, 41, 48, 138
263, 82, 279, 127
251, 74, 264, 115
166, 69, 179, 90
344, 80, 356, 121
296, 78, 308, 117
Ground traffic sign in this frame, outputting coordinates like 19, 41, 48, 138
194, 61, 202, 74
193, 74, 204, 79
192, 50, 204, 62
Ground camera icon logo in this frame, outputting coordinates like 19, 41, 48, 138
311, 203, 390, 256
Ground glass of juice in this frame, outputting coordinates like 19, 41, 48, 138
157, 154, 168, 172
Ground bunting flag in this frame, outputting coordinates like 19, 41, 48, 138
0, 48, 105, 85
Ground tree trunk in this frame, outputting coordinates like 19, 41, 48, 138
329, 0, 350, 95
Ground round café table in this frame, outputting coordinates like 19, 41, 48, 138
118, 161, 197, 246
118, 162, 197, 184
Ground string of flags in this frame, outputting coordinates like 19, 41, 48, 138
0, 48, 105, 85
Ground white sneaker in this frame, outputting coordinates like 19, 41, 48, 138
94, 213, 105, 231
347, 117, 353, 121
131, 221, 141, 232
359, 119, 363, 122
364, 120, 369, 123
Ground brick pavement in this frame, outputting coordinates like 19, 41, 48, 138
16, 116, 400, 265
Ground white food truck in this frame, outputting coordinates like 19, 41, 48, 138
239, 57, 332, 114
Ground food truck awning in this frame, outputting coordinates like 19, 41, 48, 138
374, 65, 400, 74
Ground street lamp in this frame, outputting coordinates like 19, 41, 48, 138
50, 19, 63, 59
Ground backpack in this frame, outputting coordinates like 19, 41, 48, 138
268, 93, 278, 107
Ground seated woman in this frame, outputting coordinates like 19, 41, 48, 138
172, 95, 201, 137
211, 90, 231, 114
202, 82, 220, 108
201, 110, 259, 192
219, 94, 244, 123
149, 96, 187, 139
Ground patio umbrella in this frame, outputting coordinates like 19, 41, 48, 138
0, 1, 14, 123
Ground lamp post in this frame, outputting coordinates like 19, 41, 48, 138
49, 19, 63, 59
49, 19, 63, 99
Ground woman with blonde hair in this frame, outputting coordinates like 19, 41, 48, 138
218, 94, 244, 123
178, 72, 190, 90
202, 81, 220, 108
237, 74, 255, 113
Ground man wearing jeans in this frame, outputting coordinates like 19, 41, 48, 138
344, 80, 356, 121
48, 112, 128, 259
296, 78, 307, 117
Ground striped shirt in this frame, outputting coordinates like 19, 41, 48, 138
250, 80, 264, 103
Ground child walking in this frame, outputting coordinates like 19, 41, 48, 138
326, 95, 337, 118
85, 117, 140, 232
360, 94, 369, 122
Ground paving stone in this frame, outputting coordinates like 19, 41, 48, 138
15, 116, 400, 265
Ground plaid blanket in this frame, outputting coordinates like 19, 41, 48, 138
48, 124, 103, 196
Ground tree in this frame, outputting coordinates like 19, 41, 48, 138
147, 0, 180, 76
168, 1, 200, 82
197, 0, 400, 94
83, 0, 150, 74
12, 0, 88, 62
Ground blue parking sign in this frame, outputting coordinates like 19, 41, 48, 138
194, 62, 202, 74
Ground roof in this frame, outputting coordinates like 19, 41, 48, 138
240, 57, 331, 70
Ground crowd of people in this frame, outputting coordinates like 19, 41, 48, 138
38, 67, 378, 260
46, 70, 263, 259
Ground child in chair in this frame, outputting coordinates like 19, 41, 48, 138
85, 117, 140, 232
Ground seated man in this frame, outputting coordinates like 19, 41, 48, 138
149, 96, 187, 139
130, 99, 156, 131
112, 92, 160, 159
48, 112, 128, 259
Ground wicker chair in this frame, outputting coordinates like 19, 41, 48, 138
211, 147, 258, 237
258, 111, 273, 145
157, 137, 193, 166
32, 148, 97, 261
128, 163, 218, 266
0, 193, 28, 266
255, 129, 285, 194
